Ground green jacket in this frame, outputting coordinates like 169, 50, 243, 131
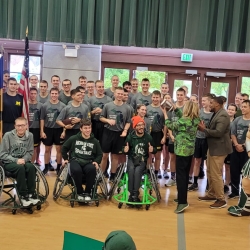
123, 131, 157, 162
165, 108, 200, 156
62, 132, 103, 165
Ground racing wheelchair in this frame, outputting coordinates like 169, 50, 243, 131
108, 163, 161, 210
0, 163, 49, 214
53, 163, 108, 207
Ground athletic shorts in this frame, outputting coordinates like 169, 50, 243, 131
151, 131, 164, 151
92, 120, 105, 144
64, 129, 79, 142
29, 128, 40, 147
101, 128, 125, 154
168, 143, 175, 154
193, 138, 208, 159
42, 127, 64, 146
224, 154, 231, 164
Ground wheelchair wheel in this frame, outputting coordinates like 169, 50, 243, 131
70, 201, 74, 208
95, 200, 99, 207
37, 205, 41, 210
12, 209, 17, 215
96, 168, 108, 198
34, 165, 49, 202
118, 202, 123, 209
149, 166, 161, 202
53, 165, 69, 201
108, 163, 126, 199
0, 166, 5, 197
146, 204, 150, 211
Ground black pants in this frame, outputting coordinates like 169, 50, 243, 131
127, 159, 146, 197
4, 162, 36, 197
230, 147, 248, 195
70, 160, 96, 194
176, 155, 193, 204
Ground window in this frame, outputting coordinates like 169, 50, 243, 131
9, 55, 41, 82
104, 68, 130, 89
173, 80, 192, 100
133, 70, 166, 92
241, 77, 250, 94
210, 82, 229, 105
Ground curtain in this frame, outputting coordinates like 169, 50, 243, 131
0, 0, 250, 52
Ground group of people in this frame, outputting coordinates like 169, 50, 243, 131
1, 70, 250, 216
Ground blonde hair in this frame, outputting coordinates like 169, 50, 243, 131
182, 101, 199, 120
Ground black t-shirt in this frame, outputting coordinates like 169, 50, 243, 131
2, 93, 23, 123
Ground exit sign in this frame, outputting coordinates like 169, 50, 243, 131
181, 53, 193, 62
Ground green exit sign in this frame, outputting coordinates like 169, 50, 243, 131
181, 53, 193, 62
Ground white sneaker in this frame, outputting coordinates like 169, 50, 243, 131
165, 178, 176, 187
21, 197, 33, 207
84, 195, 91, 201
29, 194, 40, 205
77, 194, 85, 201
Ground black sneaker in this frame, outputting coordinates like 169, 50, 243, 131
126, 196, 134, 207
42, 166, 48, 175
163, 171, 169, 179
224, 185, 229, 193
109, 175, 115, 183
158, 174, 162, 179
228, 193, 239, 199
103, 172, 109, 178
188, 183, 198, 191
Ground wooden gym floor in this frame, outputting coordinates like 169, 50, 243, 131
0, 154, 249, 250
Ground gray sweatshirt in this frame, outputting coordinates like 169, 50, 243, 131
0, 129, 34, 164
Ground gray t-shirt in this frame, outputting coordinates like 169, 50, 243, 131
127, 93, 134, 105
100, 102, 131, 132
29, 102, 43, 128
37, 94, 49, 104
231, 116, 250, 144
131, 92, 152, 110
167, 106, 184, 144
40, 101, 66, 128
146, 105, 165, 132
59, 91, 72, 105
104, 88, 115, 99
89, 95, 113, 121
196, 108, 213, 138
57, 103, 90, 129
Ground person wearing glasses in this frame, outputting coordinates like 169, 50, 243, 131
0, 117, 40, 207
58, 79, 72, 105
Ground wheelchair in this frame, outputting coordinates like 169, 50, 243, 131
108, 163, 161, 210
0, 163, 49, 214
53, 163, 108, 207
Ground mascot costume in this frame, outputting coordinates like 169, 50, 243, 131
228, 124, 250, 216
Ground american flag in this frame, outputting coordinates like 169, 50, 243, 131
18, 34, 29, 122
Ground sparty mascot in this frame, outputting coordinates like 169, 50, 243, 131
228, 124, 250, 217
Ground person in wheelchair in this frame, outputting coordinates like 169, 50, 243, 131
0, 117, 40, 207
123, 116, 157, 203
62, 119, 103, 201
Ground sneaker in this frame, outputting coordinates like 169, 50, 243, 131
228, 193, 239, 199
165, 178, 176, 187
163, 171, 169, 179
241, 210, 250, 216
35, 160, 42, 166
157, 173, 162, 179
224, 185, 229, 193
175, 203, 189, 213
77, 194, 85, 201
84, 195, 91, 201
188, 183, 198, 191
28, 194, 40, 205
210, 200, 227, 209
103, 172, 109, 178
228, 205, 243, 216
48, 163, 54, 171
188, 177, 193, 184
42, 166, 48, 175
198, 195, 217, 202
21, 196, 33, 207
